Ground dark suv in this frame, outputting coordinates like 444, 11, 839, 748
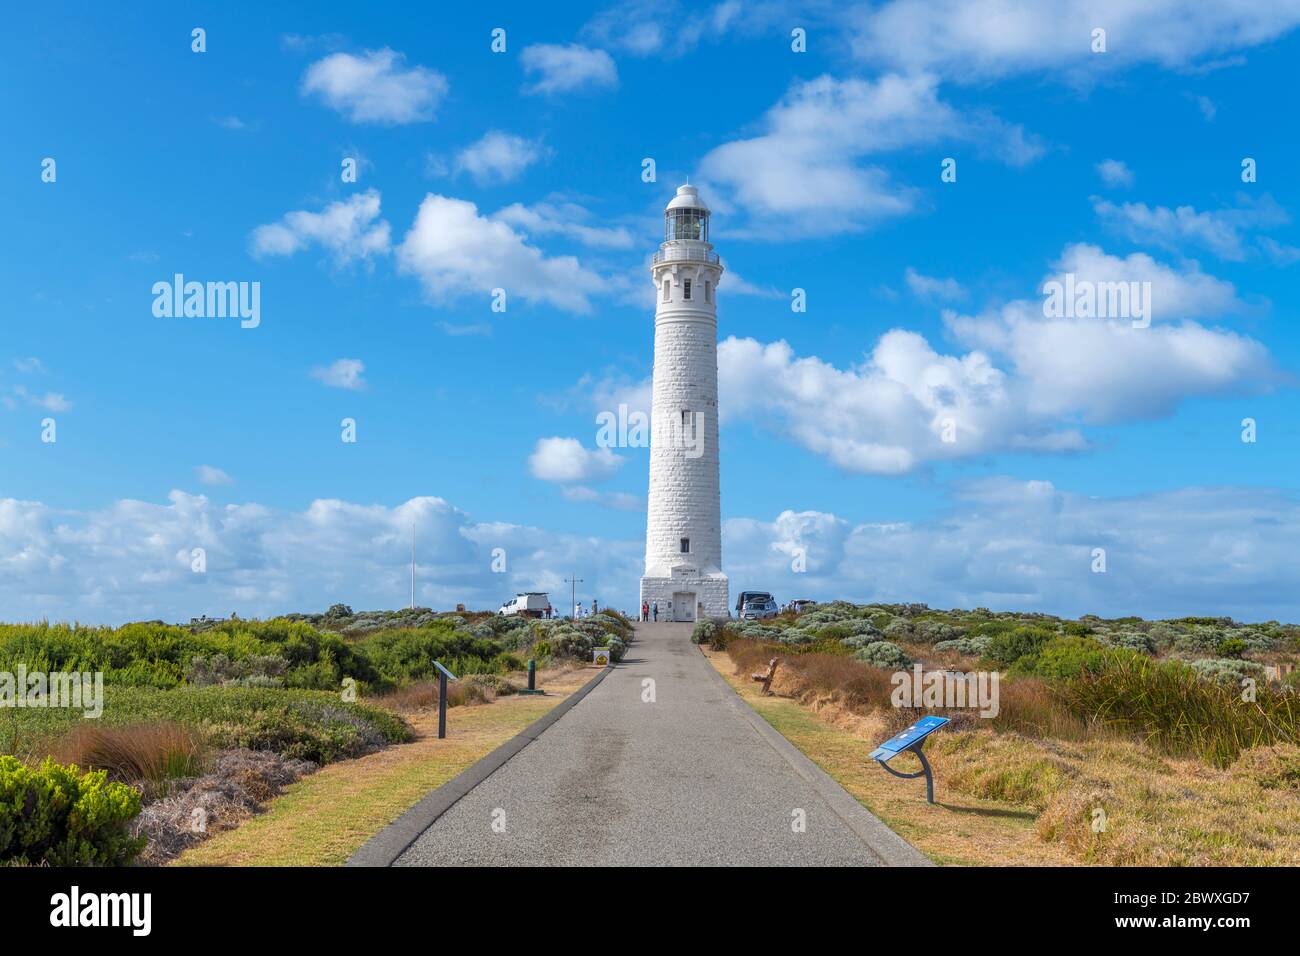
735, 591, 774, 614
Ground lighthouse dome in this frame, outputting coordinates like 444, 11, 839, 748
666, 184, 709, 213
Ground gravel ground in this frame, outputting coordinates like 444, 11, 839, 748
396, 622, 905, 866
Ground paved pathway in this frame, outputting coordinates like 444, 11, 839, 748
395, 622, 928, 866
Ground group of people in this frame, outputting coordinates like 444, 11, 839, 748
572, 599, 599, 619
639, 600, 658, 622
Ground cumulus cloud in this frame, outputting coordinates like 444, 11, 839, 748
13, 358, 45, 374
849, 1, 1300, 80
5, 482, 1298, 624
250, 190, 391, 265
719, 332, 1086, 475
453, 131, 546, 184
310, 358, 366, 391
944, 243, 1274, 423
528, 437, 624, 483
301, 48, 448, 124
493, 200, 634, 248
585, 243, 1275, 474
397, 194, 601, 312
1092, 194, 1290, 261
0, 492, 641, 625
726, 480, 1300, 622
520, 44, 617, 95
196, 465, 234, 486
1095, 159, 1134, 188
698, 73, 1042, 237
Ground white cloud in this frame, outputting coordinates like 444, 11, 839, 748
1092, 195, 1289, 261
528, 437, 624, 483
397, 194, 601, 313
582, 1, 747, 57
1095, 159, 1134, 188
849, 1, 1300, 81
310, 358, 366, 391
520, 44, 617, 95
13, 358, 45, 374
1194, 94, 1217, 121
301, 48, 448, 124
196, 465, 234, 486
725, 480, 1300, 621
698, 73, 1041, 237
904, 267, 966, 301
250, 189, 391, 265
5, 482, 1299, 625
0, 491, 642, 625
12, 385, 70, 412
493, 201, 634, 248
213, 115, 248, 131
718, 333, 1085, 475
454, 131, 546, 184
944, 243, 1273, 423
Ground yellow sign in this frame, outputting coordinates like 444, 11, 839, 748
593, 648, 610, 666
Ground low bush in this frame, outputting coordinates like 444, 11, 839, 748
984, 626, 1056, 668
853, 640, 911, 669
0, 756, 145, 865
690, 620, 716, 645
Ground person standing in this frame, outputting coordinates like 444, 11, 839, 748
651, 601, 658, 622
641, 600, 649, 622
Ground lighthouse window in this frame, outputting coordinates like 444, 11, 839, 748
704, 281, 711, 303
683, 278, 692, 300
662, 278, 670, 302
680, 537, 690, 554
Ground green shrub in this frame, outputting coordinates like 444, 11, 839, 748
983, 626, 1055, 668
0, 756, 145, 866
1215, 638, 1247, 659
690, 620, 716, 645
1028, 636, 1107, 680
1190, 657, 1264, 685
1110, 631, 1156, 655
853, 641, 911, 670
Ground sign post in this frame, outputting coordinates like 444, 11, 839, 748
432, 660, 458, 739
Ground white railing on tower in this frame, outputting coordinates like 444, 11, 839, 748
652, 245, 720, 265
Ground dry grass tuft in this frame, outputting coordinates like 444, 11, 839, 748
53, 721, 208, 784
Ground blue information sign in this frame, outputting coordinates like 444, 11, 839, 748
869, 715, 949, 762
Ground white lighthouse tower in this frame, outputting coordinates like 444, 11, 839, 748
640, 184, 729, 622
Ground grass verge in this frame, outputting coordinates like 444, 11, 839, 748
171, 665, 600, 866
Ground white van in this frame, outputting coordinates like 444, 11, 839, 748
498, 592, 552, 618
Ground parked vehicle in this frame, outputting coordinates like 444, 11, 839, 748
789, 599, 817, 614
735, 590, 774, 614
499, 592, 552, 618
740, 598, 779, 620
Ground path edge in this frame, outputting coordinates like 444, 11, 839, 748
697, 644, 935, 867
346, 660, 618, 867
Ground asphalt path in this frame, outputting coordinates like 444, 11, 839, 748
395, 622, 929, 866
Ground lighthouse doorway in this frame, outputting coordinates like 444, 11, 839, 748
672, 592, 696, 622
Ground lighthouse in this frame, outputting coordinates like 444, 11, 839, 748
640, 184, 729, 622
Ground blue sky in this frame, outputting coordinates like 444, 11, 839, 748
3, 1, 1299, 624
